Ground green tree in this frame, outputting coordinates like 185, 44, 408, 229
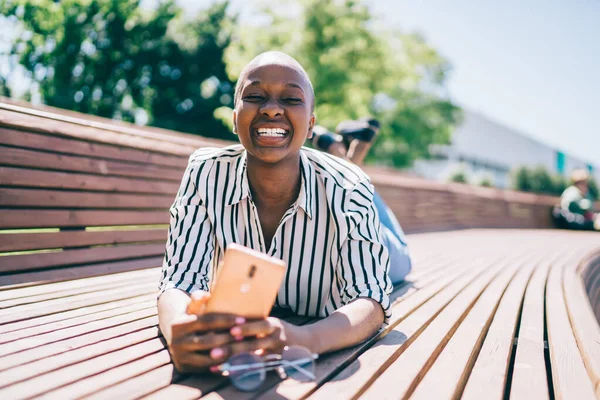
0, 0, 236, 140
529, 165, 555, 195
588, 177, 598, 200
513, 166, 532, 192
225, 0, 461, 168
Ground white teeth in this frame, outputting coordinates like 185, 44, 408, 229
257, 128, 286, 137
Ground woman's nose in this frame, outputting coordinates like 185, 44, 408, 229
260, 98, 283, 117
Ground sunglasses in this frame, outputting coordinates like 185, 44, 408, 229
214, 345, 319, 392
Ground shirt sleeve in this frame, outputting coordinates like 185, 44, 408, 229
337, 181, 393, 325
158, 158, 214, 296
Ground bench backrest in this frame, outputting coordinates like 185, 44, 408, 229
0, 102, 224, 286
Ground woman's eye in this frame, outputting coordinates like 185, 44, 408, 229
244, 95, 264, 101
283, 98, 303, 103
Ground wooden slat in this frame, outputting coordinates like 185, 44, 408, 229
357, 253, 515, 399
546, 252, 597, 399
508, 249, 564, 399
0, 209, 168, 229
0, 282, 157, 325
251, 255, 500, 400
0, 145, 182, 181
0, 316, 158, 376
0, 257, 161, 288
0, 228, 167, 253
0, 267, 159, 302
564, 254, 600, 398
0, 243, 165, 274
0, 324, 159, 389
461, 254, 540, 399
0, 188, 172, 210
0, 166, 179, 194
0, 333, 164, 399
0, 126, 189, 168
0, 307, 157, 358
409, 254, 539, 400
0, 274, 156, 309
0, 300, 155, 344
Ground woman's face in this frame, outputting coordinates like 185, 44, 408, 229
233, 63, 315, 165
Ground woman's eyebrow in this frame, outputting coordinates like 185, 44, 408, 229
247, 81, 305, 93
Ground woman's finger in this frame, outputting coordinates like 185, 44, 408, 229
229, 319, 274, 340
172, 313, 245, 338
186, 291, 211, 315
174, 331, 233, 351
214, 329, 283, 361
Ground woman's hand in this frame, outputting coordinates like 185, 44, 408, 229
205, 317, 309, 365
168, 312, 245, 373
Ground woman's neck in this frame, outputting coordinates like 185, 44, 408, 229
246, 153, 302, 209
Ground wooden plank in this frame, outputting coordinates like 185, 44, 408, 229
0, 282, 157, 324
0, 109, 199, 157
546, 252, 597, 399
0, 337, 165, 399
356, 252, 516, 399
0, 166, 179, 194
0, 293, 156, 335
0, 188, 172, 211
0, 145, 182, 181
0, 243, 166, 274
0, 300, 155, 344
0, 325, 159, 389
0, 267, 159, 302
461, 254, 542, 400
0, 258, 161, 288
0, 228, 167, 253
42, 350, 173, 399
563, 255, 600, 398
0, 316, 158, 371
0, 306, 157, 357
250, 255, 503, 400
0, 209, 168, 229
0, 274, 156, 309
0, 127, 188, 168
508, 249, 573, 399
409, 254, 540, 400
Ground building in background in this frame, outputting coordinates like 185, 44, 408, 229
413, 111, 599, 188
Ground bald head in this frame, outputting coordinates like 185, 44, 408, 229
233, 51, 315, 110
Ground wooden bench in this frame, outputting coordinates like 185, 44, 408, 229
1, 101, 600, 399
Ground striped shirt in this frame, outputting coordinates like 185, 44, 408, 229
159, 144, 392, 322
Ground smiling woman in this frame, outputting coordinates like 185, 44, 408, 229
157, 51, 396, 375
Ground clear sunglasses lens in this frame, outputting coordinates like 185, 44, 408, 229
281, 346, 316, 382
227, 352, 266, 392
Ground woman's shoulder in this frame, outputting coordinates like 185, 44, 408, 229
188, 144, 245, 166
301, 147, 371, 191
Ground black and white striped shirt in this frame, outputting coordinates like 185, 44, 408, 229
159, 145, 392, 322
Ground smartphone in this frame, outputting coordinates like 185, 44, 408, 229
203, 243, 287, 319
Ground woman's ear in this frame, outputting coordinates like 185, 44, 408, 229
307, 114, 316, 139
232, 110, 238, 135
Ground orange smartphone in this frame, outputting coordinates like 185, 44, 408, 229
203, 243, 287, 319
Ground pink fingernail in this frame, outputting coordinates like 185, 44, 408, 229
234, 335, 243, 342
210, 365, 220, 373
210, 348, 224, 359
235, 317, 246, 325
230, 327, 242, 336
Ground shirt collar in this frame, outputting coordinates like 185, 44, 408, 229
225, 149, 315, 220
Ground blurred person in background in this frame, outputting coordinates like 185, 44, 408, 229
312, 119, 413, 283
553, 169, 600, 231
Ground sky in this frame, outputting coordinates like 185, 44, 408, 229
176, 0, 600, 165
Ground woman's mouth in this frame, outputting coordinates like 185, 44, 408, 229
256, 127, 288, 138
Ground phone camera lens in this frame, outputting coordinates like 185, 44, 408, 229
248, 265, 257, 278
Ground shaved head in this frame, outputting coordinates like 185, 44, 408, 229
233, 51, 315, 110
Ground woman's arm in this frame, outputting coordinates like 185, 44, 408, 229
295, 297, 384, 353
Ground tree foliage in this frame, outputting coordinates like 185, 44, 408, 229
0, 0, 236, 140
512, 165, 598, 199
225, 0, 462, 167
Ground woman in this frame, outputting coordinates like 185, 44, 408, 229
158, 51, 403, 374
